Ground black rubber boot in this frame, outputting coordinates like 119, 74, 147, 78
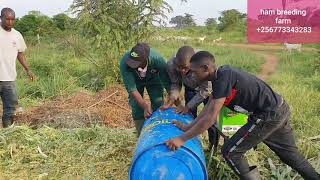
240, 166, 261, 180
2, 117, 13, 128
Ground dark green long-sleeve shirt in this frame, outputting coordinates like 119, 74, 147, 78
120, 48, 170, 94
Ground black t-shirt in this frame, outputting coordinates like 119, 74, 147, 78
211, 65, 282, 114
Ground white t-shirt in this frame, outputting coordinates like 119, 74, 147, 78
0, 26, 27, 81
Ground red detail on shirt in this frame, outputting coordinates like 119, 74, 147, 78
224, 89, 238, 106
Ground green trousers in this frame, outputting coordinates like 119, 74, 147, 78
129, 81, 164, 136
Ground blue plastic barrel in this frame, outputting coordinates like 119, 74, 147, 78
129, 108, 208, 180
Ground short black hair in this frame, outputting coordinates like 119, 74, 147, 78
1, 8, 15, 18
190, 51, 215, 67
176, 46, 195, 65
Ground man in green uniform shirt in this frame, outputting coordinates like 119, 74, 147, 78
120, 43, 170, 136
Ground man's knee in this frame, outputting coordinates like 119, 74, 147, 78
221, 142, 243, 161
3, 102, 17, 118
221, 143, 231, 160
2, 85, 18, 115
3, 110, 16, 119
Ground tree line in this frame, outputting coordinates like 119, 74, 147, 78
169, 9, 247, 32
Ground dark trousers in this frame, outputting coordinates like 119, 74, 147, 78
222, 101, 319, 179
184, 86, 218, 147
0, 81, 18, 127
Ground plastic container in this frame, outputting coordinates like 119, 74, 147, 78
219, 107, 248, 133
129, 108, 208, 180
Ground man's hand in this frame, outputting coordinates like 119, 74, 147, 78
172, 120, 190, 132
175, 105, 190, 115
160, 99, 175, 111
17, 52, 35, 81
27, 70, 35, 81
166, 137, 186, 151
159, 103, 172, 111
144, 105, 152, 119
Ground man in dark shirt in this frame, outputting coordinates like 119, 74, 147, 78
166, 51, 320, 180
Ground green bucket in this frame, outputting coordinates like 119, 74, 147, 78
218, 107, 248, 133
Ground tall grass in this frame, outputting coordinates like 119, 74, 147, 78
15, 38, 117, 107
264, 51, 320, 179
151, 41, 264, 74
14, 37, 263, 108
269, 52, 320, 138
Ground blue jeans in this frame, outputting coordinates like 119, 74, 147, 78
184, 85, 218, 147
0, 81, 18, 127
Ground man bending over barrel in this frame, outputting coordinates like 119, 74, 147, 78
120, 43, 170, 137
160, 46, 218, 149
166, 51, 320, 180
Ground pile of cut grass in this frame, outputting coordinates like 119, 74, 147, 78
0, 126, 136, 179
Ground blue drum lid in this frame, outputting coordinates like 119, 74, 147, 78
129, 144, 207, 180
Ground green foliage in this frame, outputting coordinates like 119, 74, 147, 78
149, 42, 264, 74
205, 18, 217, 30
70, 0, 171, 51
15, 12, 60, 37
52, 13, 73, 31
217, 9, 247, 32
269, 52, 320, 138
169, 13, 197, 29
16, 44, 81, 105
69, 0, 172, 81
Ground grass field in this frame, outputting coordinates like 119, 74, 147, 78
1, 34, 320, 179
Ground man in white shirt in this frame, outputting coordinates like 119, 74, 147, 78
0, 8, 35, 128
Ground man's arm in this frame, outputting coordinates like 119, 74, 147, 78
187, 81, 211, 109
120, 55, 151, 118
167, 61, 183, 101
173, 96, 214, 131
180, 81, 211, 114
160, 59, 182, 110
17, 52, 34, 81
166, 97, 225, 150
181, 97, 225, 141
131, 91, 152, 118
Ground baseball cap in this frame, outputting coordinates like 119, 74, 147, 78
126, 43, 150, 69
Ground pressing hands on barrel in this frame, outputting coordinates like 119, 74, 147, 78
164, 97, 225, 151
160, 98, 191, 115
165, 120, 190, 151
159, 99, 193, 151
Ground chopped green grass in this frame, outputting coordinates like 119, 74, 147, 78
0, 126, 136, 180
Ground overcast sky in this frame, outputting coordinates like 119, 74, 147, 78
0, 0, 247, 25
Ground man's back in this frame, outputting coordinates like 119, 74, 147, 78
211, 65, 282, 114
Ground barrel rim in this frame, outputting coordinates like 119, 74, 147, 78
129, 143, 208, 180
